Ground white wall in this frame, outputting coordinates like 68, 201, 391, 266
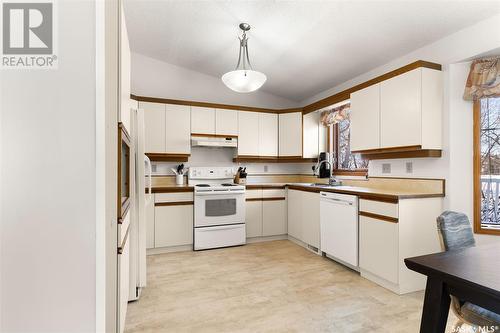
1, 1, 98, 331
131, 52, 298, 109
303, 14, 500, 245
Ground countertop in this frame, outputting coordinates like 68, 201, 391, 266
150, 182, 444, 201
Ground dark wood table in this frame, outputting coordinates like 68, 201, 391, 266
405, 244, 500, 333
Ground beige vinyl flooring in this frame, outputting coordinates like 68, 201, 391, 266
125, 240, 461, 333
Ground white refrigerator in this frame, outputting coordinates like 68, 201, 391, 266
129, 107, 152, 301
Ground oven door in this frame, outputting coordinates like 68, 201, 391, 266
194, 191, 245, 227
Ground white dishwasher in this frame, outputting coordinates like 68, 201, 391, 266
320, 191, 359, 269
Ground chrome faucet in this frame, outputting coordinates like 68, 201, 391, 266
313, 159, 342, 186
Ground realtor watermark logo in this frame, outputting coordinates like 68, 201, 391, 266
1, 0, 57, 69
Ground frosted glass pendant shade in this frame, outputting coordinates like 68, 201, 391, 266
222, 70, 267, 93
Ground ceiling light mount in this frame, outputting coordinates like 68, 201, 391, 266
221, 23, 267, 93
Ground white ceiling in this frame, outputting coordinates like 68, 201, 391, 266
123, 1, 500, 102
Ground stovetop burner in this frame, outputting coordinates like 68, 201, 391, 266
195, 184, 210, 187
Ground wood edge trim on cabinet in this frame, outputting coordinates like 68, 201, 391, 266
118, 197, 131, 223
191, 133, 238, 139
150, 187, 194, 193
287, 185, 321, 193
332, 169, 368, 177
131, 94, 303, 114
358, 194, 399, 204
117, 224, 130, 254
155, 201, 194, 206
302, 60, 442, 114
360, 149, 442, 160
246, 197, 286, 202
132, 60, 442, 116
352, 145, 422, 154
145, 153, 190, 162
359, 211, 399, 223
118, 122, 131, 145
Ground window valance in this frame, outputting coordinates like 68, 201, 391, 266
464, 57, 500, 101
320, 103, 350, 126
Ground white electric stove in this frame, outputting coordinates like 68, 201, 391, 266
189, 167, 246, 250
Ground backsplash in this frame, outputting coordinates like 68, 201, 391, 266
152, 147, 316, 175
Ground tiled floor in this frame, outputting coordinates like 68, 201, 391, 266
125, 240, 460, 333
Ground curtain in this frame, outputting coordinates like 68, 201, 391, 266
464, 57, 500, 101
320, 103, 350, 126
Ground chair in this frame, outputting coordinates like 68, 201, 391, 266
436, 211, 500, 329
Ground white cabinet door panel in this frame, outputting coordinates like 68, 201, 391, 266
350, 84, 380, 151
155, 205, 193, 247
141, 102, 165, 153
216, 109, 238, 136
359, 216, 399, 284
146, 194, 155, 249
165, 104, 191, 154
191, 106, 215, 134
301, 191, 320, 248
279, 112, 302, 156
380, 69, 421, 148
302, 112, 320, 158
238, 111, 260, 156
262, 200, 287, 236
259, 113, 278, 157
245, 201, 262, 238
287, 190, 302, 240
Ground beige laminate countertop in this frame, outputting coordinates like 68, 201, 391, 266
150, 182, 444, 202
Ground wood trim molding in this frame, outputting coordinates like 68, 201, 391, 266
150, 187, 193, 193
473, 100, 500, 236
357, 194, 399, 204
155, 201, 194, 206
359, 211, 399, 223
117, 224, 130, 254
131, 94, 302, 114
233, 156, 317, 163
191, 133, 238, 138
332, 169, 368, 177
302, 60, 442, 114
287, 185, 321, 193
361, 149, 442, 160
118, 123, 131, 221
352, 145, 423, 154
246, 197, 286, 202
146, 153, 190, 162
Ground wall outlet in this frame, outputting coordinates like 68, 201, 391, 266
406, 162, 413, 173
264, 165, 269, 172
382, 163, 391, 174
151, 164, 157, 173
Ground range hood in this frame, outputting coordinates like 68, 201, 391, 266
191, 135, 238, 148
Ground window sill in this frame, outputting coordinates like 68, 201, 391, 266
332, 169, 368, 177
475, 225, 500, 236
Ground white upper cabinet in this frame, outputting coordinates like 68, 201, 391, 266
141, 102, 166, 153
279, 112, 302, 157
238, 111, 260, 156
350, 67, 442, 152
259, 113, 278, 157
302, 111, 320, 158
165, 104, 191, 154
350, 84, 381, 152
380, 69, 421, 148
216, 109, 238, 136
191, 106, 215, 135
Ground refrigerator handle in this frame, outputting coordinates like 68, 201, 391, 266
145, 155, 152, 202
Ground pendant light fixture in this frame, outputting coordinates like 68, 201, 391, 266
222, 23, 267, 93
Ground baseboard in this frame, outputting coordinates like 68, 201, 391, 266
360, 269, 403, 294
147, 244, 193, 255
246, 235, 288, 243
287, 235, 321, 255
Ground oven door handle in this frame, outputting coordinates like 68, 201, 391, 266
197, 224, 243, 231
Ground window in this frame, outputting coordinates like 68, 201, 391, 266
326, 106, 368, 175
474, 97, 500, 235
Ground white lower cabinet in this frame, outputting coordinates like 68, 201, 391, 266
263, 200, 287, 236
359, 216, 399, 284
155, 204, 193, 247
245, 189, 287, 238
245, 201, 263, 238
359, 198, 443, 294
287, 188, 320, 250
146, 195, 155, 249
